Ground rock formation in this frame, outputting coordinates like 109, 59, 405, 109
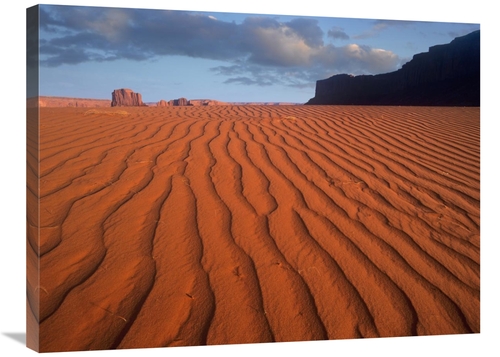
174, 97, 189, 106
111, 89, 145, 107
156, 98, 230, 106
306, 30, 480, 106
28, 96, 111, 108
188, 99, 230, 106
157, 98, 190, 106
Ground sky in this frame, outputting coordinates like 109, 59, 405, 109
33, 4, 479, 104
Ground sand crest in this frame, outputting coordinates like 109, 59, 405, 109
27, 105, 480, 352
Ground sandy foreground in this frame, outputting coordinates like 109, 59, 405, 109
27, 105, 479, 352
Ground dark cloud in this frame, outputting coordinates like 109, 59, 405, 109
39, 5, 401, 86
39, 6, 241, 66
210, 64, 247, 76
286, 18, 324, 47
224, 76, 273, 86
41, 47, 92, 67
327, 27, 350, 40
213, 63, 317, 89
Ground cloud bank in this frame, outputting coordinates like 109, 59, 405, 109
39, 5, 402, 87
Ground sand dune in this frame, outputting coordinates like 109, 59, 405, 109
27, 105, 480, 352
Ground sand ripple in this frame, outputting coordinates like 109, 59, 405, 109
27, 105, 480, 352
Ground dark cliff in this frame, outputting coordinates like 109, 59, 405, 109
306, 30, 480, 106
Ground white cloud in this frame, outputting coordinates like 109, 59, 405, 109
247, 25, 314, 66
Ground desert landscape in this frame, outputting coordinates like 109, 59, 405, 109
27, 104, 479, 352
25, 5, 482, 352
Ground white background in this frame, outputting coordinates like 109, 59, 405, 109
1, 1, 497, 356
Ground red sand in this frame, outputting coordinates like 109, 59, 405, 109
27, 105, 480, 352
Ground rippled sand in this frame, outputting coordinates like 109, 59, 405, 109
27, 105, 480, 352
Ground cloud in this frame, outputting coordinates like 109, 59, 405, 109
313, 43, 400, 76
327, 27, 350, 40
286, 18, 324, 47
353, 19, 415, 39
210, 42, 399, 90
212, 62, 319, 89
240, 21, 315, 67
224, 76, 273, 86
39, 5, 401, 86
39, 6, 241, 66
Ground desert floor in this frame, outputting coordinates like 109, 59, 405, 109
27, 105, 480, 352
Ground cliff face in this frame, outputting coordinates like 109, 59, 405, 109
111, 89, 146, 107
306, 30, 480, 106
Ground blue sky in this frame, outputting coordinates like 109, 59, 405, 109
36, 4, 479, 103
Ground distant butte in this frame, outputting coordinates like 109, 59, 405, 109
156, 98, 230, 106
111, 88, 146, 107
306, 30, 480, 106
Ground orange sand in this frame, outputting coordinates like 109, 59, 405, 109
27, 105, 480, 352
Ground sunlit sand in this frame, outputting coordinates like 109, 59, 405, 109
27, 105, 480, 351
